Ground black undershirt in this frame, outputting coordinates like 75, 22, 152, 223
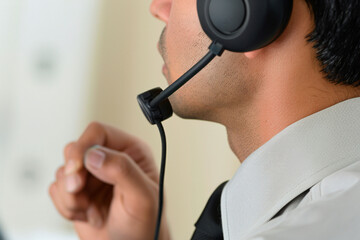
191, 181, 228, 240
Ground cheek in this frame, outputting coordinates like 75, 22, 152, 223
167, 0, 199, 39
165, 3, 208, 80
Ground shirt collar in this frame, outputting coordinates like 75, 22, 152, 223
221, 97, 360, 240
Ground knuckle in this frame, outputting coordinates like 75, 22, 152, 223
67, 213, 79, 221
64, 194, 88, 212
56, 166, 65, 180
116, 153, 133, 176
86, 121, 104, 134
65, 202, 82, 213
107, 152, 134, 183
61, 210, 77, 221
64, 197, 81, 212
48, 183, 56, 197
64, 142, 76, 157
48, 185, 85, 222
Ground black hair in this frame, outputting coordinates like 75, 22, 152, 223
304, 0, 360, 87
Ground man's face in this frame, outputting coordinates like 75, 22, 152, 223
150, 0, 260, 122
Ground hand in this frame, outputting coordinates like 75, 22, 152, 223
49, 122, 171, 240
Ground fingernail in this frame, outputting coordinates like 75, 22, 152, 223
65, 174, 81, 193
65, 159, 78, 175
87, 205, 103, 228
86, 148, 105, 169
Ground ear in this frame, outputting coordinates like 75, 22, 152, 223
244, 49, 263, 59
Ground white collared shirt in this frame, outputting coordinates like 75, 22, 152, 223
221, 97, 360, 240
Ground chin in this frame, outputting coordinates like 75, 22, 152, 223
169, 97, 212, 121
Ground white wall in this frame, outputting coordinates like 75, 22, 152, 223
0, 0, 100, 239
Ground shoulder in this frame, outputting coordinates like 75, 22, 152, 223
245, 160, 360, 240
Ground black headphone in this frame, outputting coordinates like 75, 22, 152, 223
138, 2, 293, 238
138, 0, 293, 125
198, 0, 293, 52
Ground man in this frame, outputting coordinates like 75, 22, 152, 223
49, 0, 360, 239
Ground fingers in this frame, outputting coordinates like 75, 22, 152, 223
50, 122, 156, 229
49, 181, 88, 222
84, 146, 156, 203
49, 167, 106, 228
53, 167, 90, 210
62, 142, 87, 193
62, 122, 141, 194
77, 121, 140, 153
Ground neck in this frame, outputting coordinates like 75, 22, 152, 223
219, 71, 360, 163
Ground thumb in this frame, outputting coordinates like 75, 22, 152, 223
84, 146, 153, 197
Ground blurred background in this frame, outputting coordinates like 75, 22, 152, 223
0, 0, 239, 239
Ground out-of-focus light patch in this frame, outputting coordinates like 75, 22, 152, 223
0, 0, 101, 238
5, 229, 77, 240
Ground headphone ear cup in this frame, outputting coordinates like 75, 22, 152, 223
197, 0, 293, 52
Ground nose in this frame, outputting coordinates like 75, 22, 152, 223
150, 0, 172, 23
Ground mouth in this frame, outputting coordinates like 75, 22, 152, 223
157, 42, 168, 76
162, 64, 168, 75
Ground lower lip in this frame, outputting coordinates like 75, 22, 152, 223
162, 64, 167, 74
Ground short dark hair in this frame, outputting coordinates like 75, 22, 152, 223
304, 0, 360, 87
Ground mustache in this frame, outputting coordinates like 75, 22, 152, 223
158, 27, 167, 60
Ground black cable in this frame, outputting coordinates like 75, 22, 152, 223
151, 42, 224, 239
154, 121, 167, 240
